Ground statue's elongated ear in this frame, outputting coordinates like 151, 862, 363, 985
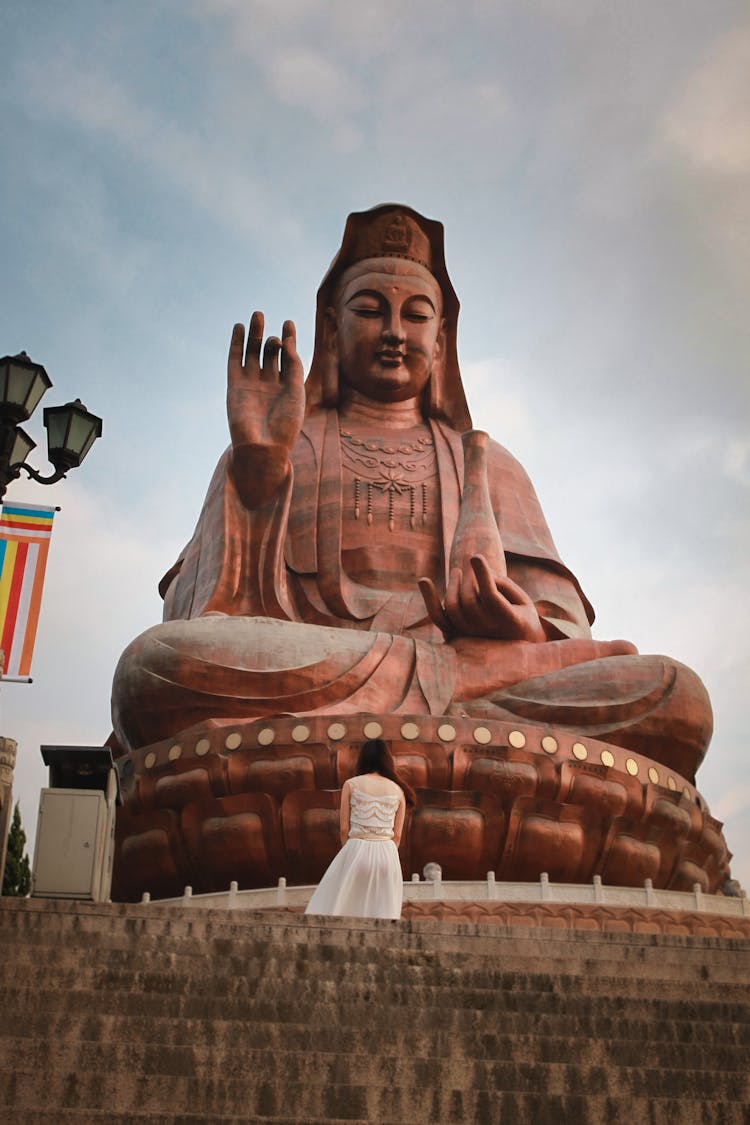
321, 307, 339, 407
427, 318, 447, 418
322, 307, 338, 356
434, 316, 446, 363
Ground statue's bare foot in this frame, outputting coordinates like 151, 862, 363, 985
452, 635, 638, 701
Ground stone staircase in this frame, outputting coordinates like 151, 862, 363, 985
1, 897, 749, 1124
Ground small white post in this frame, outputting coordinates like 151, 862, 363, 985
540, 872, 550, 901
140, 891, 151, 904
486, 871, 496, 900
693, 882, 704, 912
423, 862, 442, 896
276, 876, 287, 906
644, 878, 655, 906
593, 874, 603, 903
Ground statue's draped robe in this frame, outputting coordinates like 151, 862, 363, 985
113, 409, 710, 778
165, 412, 593, 631
152, 412, 590, 714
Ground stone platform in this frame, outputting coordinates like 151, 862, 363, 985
146, 875, 750, 940
1, 896, 750, 1123
113, 713, 732, 901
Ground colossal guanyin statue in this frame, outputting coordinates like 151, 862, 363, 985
110, 205, 730, 900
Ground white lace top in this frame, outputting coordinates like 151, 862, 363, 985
348, 785, 402, 840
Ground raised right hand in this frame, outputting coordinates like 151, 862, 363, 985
227, 312, 305, 507
228, 311, 305, 453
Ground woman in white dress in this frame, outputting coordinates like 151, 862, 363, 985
305, 739, 415, 920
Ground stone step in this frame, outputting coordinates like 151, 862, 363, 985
6, 900, 747, 949
1, 1115, 372, 1125
6, 990, 749, 1043
3, 1065, 748, 1120
3, 937, 747, 997
3, 1106, 748, 1125
3, 899, 749, 1125
4, 980, 748, 1030
4, 899, 749, 962
5, 900, 750, 990
6, 1008, 750, 1054
5, 963, 747, 1009
7, 1033, 749, 1081
3, 935, 747, 989
4, 922, 746, 985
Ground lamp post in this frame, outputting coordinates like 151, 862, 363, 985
0, 352, 102, 501
0, 350, 102, 892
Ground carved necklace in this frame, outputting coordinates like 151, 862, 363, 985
339, 427, 437, 531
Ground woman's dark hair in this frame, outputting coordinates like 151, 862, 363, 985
355, 738, 416, 806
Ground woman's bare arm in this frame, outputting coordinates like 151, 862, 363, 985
392, 792, 406, 847
339, 780, 351, 847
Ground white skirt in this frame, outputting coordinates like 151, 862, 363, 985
304, 837, 403, 920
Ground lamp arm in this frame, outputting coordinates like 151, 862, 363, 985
9, 462, 68, 487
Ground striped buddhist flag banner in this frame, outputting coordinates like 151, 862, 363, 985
0, 502, 57, 679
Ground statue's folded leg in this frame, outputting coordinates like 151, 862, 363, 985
461, 654, 712, 781
111, 615, 456, 752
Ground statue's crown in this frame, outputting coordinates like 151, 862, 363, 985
346, 208, 433, 271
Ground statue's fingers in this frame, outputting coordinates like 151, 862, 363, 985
418, 578, 452, 633
228, 322, 245, 376
262, 336, 282, 381
470, 556, 511, 617
280, 320, 304, 386
247, 311, 264, 366
457, 582, 497, 634
446, 569, 485, 635
469, 556, 498, 600
493, 573, 531, 606
443, 567, 464, 620
469, 556, 525, 606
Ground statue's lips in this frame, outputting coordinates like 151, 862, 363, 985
377, 350, 406, 366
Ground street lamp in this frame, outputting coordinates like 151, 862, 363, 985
0, 352, 102, 501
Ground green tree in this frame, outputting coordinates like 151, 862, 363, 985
2, 802, 31, 897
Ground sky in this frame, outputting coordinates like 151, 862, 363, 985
1, 0, 748, 891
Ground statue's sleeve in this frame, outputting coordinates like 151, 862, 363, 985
160, 448, 295, 623
486, 440, 594, 640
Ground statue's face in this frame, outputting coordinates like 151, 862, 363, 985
328, 257, 444, 404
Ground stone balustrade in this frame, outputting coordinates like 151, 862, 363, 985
143, 872, 749, 918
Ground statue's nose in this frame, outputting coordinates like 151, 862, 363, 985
382, 311, 405, 342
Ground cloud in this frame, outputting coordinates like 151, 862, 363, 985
723, 439, 750, 487
260, 46, 363, 120
663, 24, 750, 177
462, 358, 534, 448
712, 783, 750, 826
16, 51, 290, 247
659, 20, 750, 299
188, 0, 512, 171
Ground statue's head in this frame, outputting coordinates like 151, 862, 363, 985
306, 205, 471, 430
325, 255, 444, 406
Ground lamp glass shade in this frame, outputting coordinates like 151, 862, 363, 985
43, 400, 103, 470
0, 355, 51, 423
9, 427, 36, 467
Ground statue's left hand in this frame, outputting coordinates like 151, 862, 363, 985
419, 555, 546, 642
